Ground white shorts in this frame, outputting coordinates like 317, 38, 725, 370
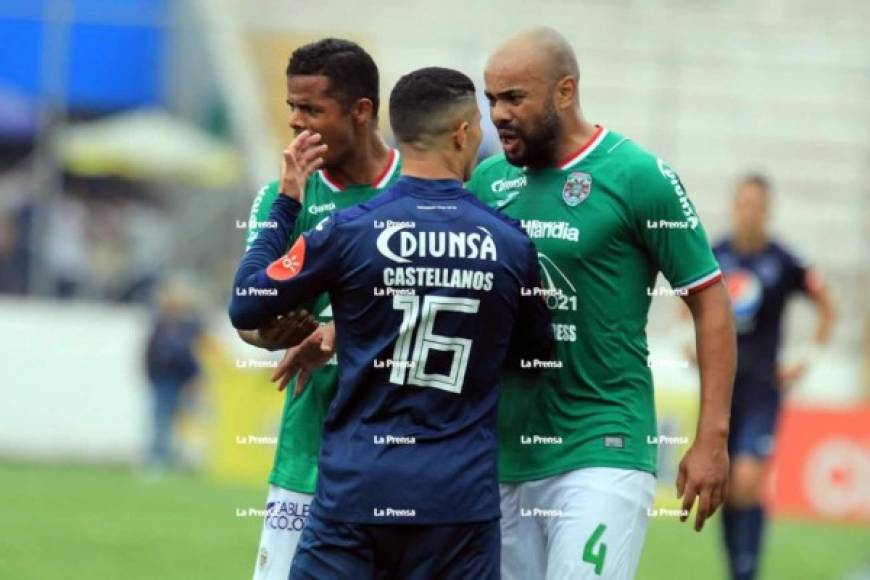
500, 467, 655, 580
252, 485, 313, 580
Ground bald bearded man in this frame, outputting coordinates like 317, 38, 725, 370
465, 28, 737, 579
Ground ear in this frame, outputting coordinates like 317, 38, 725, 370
351, 98, 375, 125
453, 120, 470, 150
554, 75, 577, 110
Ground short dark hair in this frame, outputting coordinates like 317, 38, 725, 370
286, 38, 379, 117
389, 67, 476, 145
738, 173, 772, 195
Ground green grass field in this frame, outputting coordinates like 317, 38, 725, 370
1, 461, 867, 580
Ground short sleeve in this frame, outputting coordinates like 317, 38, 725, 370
780, 246, 816, 297
631, 158, 722, 294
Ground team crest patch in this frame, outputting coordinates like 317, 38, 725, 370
562, 172, 592, 207
266, 236, 306, 281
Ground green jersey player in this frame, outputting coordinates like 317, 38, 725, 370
237, 39, 400, 580
468, 29, 736, 579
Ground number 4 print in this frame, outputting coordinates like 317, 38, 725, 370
390, 295, 480, 393
583, 523, 607, 575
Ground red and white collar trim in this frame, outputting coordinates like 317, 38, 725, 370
318, 169, 343, 192
558, 126, 608, 171
318, 149, 400, 193
373, 149, 400, 189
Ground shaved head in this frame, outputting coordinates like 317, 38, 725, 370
488, 27, 579, 87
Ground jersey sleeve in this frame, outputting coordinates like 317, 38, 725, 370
630, 158, 722, 294
245, 181, 279, 251
506, 240, 553, 367
780, 245, 817, 297
229, 197, 340, 330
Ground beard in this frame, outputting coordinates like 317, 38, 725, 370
497, 102, 562, 169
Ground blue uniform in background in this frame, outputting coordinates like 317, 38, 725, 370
230, 176, 552, 579
714, 238, 811, 459
715, 237, 814, 580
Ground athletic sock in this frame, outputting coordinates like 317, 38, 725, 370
722, 505, 765, 580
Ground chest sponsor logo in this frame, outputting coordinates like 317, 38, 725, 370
491, 175, 528, 193
562, 172, 592, 207
657, 159, 699, 230
376, 224, 497, 263
308, 201, 336, 215
520, 220, 579, 242
724, 268, 762, 333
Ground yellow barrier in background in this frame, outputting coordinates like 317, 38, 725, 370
652, 388, 700, 510
200, 339, 282, 486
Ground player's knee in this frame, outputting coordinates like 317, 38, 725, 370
726, 459, 765, 506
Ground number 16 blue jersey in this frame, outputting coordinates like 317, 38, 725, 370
229, 176, 552, 525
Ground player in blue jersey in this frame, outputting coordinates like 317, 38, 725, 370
713, 174, 836, 580
229, 67, 552, 580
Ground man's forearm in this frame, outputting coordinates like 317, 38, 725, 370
229, 196, 302, 329
688, 282, 736, 440
813, 289, 836, 345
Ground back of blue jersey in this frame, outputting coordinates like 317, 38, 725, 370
233, 176, 551, 525
714, 238, 809, 388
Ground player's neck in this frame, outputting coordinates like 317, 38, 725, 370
553, 116, 598, 167
400, 151, 464, 182
733, 231, 769, 254
329, 132, 391, 186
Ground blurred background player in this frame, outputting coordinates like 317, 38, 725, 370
237, 38, 402, 580
713, 174, 836, 580
143, 277, 204, 471
230, 66, 551, 579
469, 28, 736, 579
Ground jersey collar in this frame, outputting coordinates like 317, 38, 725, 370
318, 149, 401, 192
557, 125, 608, 171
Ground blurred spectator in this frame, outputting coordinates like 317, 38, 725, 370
43, 192, 89, 298
143, 278, 204, 470
0, 212, 24, 294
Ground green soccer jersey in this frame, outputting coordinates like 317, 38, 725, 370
244, 150, 401, 493
466, 127, 721, 481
